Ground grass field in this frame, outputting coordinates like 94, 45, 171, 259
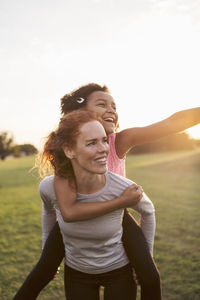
0, 149, 200, 300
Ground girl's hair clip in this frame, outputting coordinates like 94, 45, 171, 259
76, 97, 85, 104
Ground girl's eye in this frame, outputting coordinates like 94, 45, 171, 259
97, 103, 105, 107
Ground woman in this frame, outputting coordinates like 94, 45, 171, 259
39, 109, 155, 300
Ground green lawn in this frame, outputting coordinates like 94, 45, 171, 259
0, 149, 200, 300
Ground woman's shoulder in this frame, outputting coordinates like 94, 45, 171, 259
39, 175, 55, 198
106, 171, 135, 187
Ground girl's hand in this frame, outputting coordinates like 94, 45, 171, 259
120, 184, 143, 207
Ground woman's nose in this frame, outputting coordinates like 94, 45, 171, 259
98, 142, 109, 152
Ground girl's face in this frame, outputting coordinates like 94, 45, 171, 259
66, 120, 109, 176
86, 91, 118, 135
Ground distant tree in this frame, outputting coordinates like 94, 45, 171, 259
129, 132, 196, 155
12, 145, 21, 158
0, 131, 14, 160
18, 144, 38, 156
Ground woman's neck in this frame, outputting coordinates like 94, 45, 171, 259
74, 171, 106, 194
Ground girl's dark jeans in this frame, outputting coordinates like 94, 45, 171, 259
122, 209, 161, 300
13, 209, 161, 300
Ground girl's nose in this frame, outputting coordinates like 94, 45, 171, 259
107, 105, 115, 113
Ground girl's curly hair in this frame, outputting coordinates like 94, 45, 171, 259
60, 83, 110, 115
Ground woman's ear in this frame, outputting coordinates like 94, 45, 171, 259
62, 146, 75, 159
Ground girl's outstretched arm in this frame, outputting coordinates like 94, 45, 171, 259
54, 175, 143, 222
115, 107, 200, 158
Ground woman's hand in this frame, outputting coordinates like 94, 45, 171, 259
120, 184, 143, 207
132, 269, 140, 285
53, 266, 61, 280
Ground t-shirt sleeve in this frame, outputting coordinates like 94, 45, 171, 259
39, 177, 57, 248
130, 192, 155, 255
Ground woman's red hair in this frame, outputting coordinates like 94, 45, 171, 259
39, 110, 103, 182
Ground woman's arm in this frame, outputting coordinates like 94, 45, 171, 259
41, 204, 57, 248
39, 179, 57, 247
130, 192, 156, 255
116, 107, 200, 158
54, 175, 143, 222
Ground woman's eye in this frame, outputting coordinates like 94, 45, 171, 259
87, 141, 95, 146
103, 138, 108, 144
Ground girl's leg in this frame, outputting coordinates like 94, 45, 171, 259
64, 265, 100, 300
122, 209, 162, 300
13, 222, 65, 300
103, 264, 137, 300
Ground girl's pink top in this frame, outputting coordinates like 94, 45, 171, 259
107, 132, 126, 177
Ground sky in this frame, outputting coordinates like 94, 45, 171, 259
1, 0, 200, 149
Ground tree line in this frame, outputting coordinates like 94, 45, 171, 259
128, 132, 199, 155
0, 131, 38, 160
0, 131, 199, 160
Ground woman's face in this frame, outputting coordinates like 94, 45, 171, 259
69, 120, 109, 175
86, 91, 118, 135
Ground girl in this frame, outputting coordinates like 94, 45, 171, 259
56, 83, 200, 224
